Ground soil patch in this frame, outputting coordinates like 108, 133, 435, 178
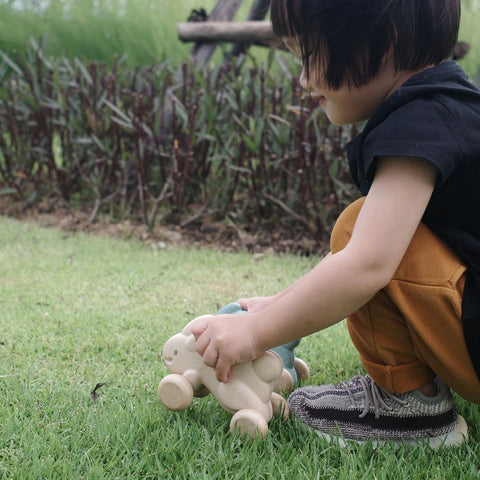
0, 198, 327, 256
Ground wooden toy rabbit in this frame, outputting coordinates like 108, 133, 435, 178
158, 315, 289, 439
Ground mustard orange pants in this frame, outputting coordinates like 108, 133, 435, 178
330, 197, 480, 404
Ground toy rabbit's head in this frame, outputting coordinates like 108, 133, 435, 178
162, 315, 213, 375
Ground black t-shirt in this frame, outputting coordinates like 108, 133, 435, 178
347, 60, 480, 378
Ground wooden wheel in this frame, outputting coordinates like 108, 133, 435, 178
230, 409, 269, 439
158, 374, 194, 411
272, 369, 294, 394
294, 357, 310, 381
271, 392, 290, 420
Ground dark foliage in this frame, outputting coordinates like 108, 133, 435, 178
0, 42, 359, 246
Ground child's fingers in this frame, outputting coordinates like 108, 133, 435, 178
191, 317, 208, 339
202, 342, 220, 369
236, 299, 249, 310
215, 358, 231, 383
194, 330, 210, 355
196, 332, 231, 382
192, 318, 211, 356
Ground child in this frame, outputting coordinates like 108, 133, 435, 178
192, 0, 480, 448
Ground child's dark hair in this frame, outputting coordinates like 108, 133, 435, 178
271, 0, 461, 90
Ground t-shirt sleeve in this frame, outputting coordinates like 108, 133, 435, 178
361, 98, 467, 186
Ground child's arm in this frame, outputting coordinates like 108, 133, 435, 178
236, 253, 332, 313
193, 156, 438, 382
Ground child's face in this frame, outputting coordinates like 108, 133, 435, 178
299, 65, 395, 125
284, 38, 415, 126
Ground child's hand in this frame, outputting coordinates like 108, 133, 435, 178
237, 295, 277, 313
191, 313, 263, 383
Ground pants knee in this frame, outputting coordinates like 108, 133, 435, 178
330, 197, 365, 253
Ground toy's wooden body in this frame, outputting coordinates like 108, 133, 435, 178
158, 315, 289, 438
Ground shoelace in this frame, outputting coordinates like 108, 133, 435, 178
342, 375, 408, 419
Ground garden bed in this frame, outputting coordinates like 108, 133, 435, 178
0, 196, 324, 255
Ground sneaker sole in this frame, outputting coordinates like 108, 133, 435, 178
314, 415, 468, 450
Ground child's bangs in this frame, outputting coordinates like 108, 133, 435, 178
270, 0, 302, 38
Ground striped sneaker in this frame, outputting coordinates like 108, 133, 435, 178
288, 375, 468, 449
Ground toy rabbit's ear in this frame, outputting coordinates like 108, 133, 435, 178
185, 334, 197, 352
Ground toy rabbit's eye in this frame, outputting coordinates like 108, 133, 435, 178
174, 350, 178, 356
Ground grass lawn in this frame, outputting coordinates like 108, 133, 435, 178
1, 216, 480, 479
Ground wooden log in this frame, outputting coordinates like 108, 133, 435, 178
190, 0, 245, 68
178, 21, 276, 45
228, 0, 271, 58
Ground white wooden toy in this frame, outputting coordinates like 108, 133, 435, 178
158, 315, 289, 439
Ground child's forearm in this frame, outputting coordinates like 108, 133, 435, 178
240, 252, 333, 311
251, 250, 384, 351
272, 252, 332, 301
